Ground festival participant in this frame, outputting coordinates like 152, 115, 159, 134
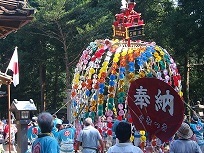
27, 116, 41, 144
0, 120, 5, 153
53, 114, 63, 128
61, 116, 69, 125
4, 121, 17, 153
170, 122, 202, 153
57, 122, 76, 153
107, 121, 143, 153
2, 117, 6, 124
31, 112, 59, 153
75, 117, 105, 153
190, 112, 204, 152
52, 118, 63, 138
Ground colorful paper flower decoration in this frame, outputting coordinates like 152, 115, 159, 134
71, 39, 183, 136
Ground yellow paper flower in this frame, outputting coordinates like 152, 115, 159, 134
121, 48, 128, 56
139, 71, 145, 78
114, 53, 120, 58
98, 94, 104, 100
100, 67, 107, 73
154, 46, 160, 51
140, 130, 145, 135
160, 50, 165, 56
118, 88, 124, 92
89, 68, 95, 74
155, 56, 162, 62
128, 48, 134, 54
89, 106, 96, 111
128, 72, 135, 79
118, 80, 125, 86
154, 52, 159, 57
113, 107, 116, 112
130, 135, 134, 142
102, 61, 109, 67
98, 100, 104, 105
178, 91, 183, 97
113, 57, 119, 62
91, 100, 96, 106
140, 135, 146, 142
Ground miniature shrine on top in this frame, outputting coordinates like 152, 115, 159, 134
112, 0, 144, 40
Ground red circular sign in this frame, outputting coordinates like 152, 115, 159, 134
127, 78, 184, 142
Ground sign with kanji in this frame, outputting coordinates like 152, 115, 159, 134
127, 78, 184, 142
128, 25, 144, 39
112, 25, 144, 40
112, 26, 127, 39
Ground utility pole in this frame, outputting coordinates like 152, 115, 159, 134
183, 54, 204, 119
184, 55, 190, 117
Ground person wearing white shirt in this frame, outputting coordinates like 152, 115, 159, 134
107, 121, 143, 153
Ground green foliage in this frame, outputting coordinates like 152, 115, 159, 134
35, 0, 67, 21
0, 0, 204, 115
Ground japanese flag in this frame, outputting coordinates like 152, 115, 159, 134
7, 47, 19, 87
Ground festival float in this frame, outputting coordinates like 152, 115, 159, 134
71, 0, 184, 151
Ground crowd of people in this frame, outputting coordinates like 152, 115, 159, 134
0, 118, 17, 153
0, 110, 204, 153
28, 111, 204, 153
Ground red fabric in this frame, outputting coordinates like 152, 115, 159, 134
127, 78, 184, 142
4, 125, 9, 134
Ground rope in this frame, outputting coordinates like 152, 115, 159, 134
53, 100, 71, 115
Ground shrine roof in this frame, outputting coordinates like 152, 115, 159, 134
0, 0, 35, 38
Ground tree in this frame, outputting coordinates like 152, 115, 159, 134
27, 0, 121, 111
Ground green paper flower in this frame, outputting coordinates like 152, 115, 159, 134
85, 112, 89, 118
118, 97, 124, 103
98, 104, 103, 110
108, 98, 114, 104
97, 110, 103, 116
118, 92, 125, 98
108, 103, 113, 110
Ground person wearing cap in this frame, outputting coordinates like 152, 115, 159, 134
31, 112, 60, 153
170, 122, 202, 153
75, 117, 105, 153
107, 121, 143, 153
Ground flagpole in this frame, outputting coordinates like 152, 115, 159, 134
7, 82, 11, 153
5, 67, 9, 74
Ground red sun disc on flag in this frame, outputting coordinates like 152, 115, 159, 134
127, 78, 184, 142
13, 62, 19, 75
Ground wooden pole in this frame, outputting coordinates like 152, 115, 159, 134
7, 83, 11, 153
0, 73, 12, 153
